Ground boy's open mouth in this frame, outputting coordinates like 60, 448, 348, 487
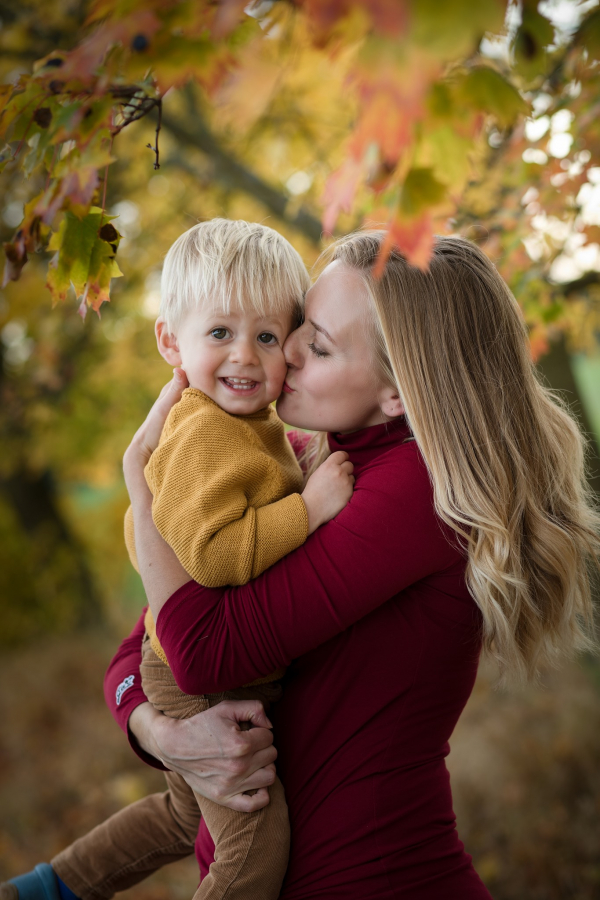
220, 377, 260, 393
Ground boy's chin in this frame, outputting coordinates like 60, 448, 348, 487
216, 386, 277, 416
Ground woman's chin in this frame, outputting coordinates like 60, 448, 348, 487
276, 393, 300, 425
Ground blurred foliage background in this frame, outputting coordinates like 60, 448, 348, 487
0, 0, 599, 898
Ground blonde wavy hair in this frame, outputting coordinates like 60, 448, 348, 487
310, 231, 599, 683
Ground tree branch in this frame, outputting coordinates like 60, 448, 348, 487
556, 271, 600, 297
158, 108, 323, 245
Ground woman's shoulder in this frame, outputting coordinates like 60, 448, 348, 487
362, 436, 432, 495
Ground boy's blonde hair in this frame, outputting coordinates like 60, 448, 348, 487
160, 219, 311, 333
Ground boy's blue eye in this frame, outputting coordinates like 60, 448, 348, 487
210, 328, 229, 339
258, 332, 277, 345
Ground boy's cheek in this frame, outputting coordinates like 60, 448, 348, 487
264, 356, 288, 402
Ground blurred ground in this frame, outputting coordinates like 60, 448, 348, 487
0, 630, 599, 899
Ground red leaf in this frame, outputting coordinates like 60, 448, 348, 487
59, 10, 161, 84
322, 157, 364, 234
211, 0, 249, 38
370, 210, 435, 276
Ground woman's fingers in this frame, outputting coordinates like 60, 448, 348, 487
150, 700, 281, 812
227, 787, 271, 813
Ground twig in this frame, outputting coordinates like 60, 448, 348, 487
146, 97, 161, 169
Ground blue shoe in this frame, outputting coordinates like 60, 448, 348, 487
4, 865, 60, 900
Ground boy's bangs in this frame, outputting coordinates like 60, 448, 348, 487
160, 220, 310, 332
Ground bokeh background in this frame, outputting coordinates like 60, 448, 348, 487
1, 1, 600, 898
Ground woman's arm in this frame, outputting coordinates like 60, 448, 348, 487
104, 609, 279, 811
123, 370, 461, 695
131, 457, 461, 694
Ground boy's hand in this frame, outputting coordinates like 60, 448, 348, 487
301, 451, 354, 535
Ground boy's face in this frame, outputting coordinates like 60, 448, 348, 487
157, 302, 294, 415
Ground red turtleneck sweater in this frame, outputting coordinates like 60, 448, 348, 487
105, 419, 491, 899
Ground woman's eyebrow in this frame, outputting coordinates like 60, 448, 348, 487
309, 319, 336, 344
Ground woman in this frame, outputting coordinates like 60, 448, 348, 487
95, 233, 600, 898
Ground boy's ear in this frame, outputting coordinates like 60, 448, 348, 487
379, 384, 406, 419
156, 318, 182, 366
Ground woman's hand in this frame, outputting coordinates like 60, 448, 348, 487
129, 700, 278, 812
123, 368, 189, 495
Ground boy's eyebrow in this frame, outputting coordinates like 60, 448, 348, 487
309, 319, 336, 344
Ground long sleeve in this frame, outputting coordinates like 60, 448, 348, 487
123, 504, 139, 573
103, 610, 166, 769
156, 442, 466, 695
145, 390, 308, 587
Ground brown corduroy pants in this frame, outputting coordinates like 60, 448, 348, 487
51, 639, 289, 900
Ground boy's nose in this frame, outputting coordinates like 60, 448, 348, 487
229, 338, 259, 367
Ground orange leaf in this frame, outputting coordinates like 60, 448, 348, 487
322, 157, 364, 234
60, 10, 162, 84
370, 210, 435, 276
300, 0, 408, 44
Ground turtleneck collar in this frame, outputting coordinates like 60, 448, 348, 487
327, 416, 413, 471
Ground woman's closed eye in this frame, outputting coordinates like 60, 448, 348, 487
308, 341, 328, 358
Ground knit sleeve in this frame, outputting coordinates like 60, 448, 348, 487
123, 504, 139, 573
144, 400, 308, 587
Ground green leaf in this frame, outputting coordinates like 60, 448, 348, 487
46, 207, 122, 312
412, 0, 506, 58
418, 126, 473, 191
399, 167, 447, 217
512, 7, 555, 83
460, 66, 529, 128
576, 9, 600, 61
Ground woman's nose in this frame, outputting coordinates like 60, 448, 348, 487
283, 327, 304, 368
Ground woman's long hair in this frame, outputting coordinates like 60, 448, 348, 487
318, 231, 599, 683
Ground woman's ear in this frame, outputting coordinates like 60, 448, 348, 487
156, 318, 182, 366
379, 384, 406, 419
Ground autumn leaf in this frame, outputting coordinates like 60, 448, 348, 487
322, 157, 364, 234
512, 2, 555, 84
459, 67, 529, 128
2, 195, 50, 286
369, 208, 435, 275
46, 207, 122, 314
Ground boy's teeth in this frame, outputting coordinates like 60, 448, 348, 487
223, 377, 257, 390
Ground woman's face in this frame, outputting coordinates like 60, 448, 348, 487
277, 260, 392, 433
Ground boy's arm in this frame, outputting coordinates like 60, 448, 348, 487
145, 405, 309, 587
124, 504, 140, 573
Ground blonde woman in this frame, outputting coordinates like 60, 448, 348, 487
76, 234, 600, 898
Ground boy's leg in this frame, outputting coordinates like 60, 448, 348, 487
50, 770, 201, 900
140, 644, 290, 900
191, 775, 289, 900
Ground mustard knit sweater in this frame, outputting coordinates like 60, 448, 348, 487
124, 388, 308, 668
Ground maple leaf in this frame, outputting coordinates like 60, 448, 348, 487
2, 195, 50, 287
59, 10, 162, 85
322, 157, 364, 234
459, 67, 529, 129
46, 207, 122, 315
216, 38, 282, 131
369, 207, 435, 275
37, 167, 100, 225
